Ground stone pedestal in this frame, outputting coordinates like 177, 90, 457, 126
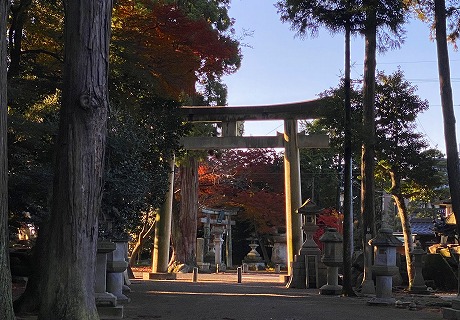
271, 234, 287, 268
95, 240, 117, 306
107, 241, 130, 303
95, 240, 123, 319
243, 243, 265, 270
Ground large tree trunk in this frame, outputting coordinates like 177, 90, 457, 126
38, 0, 112, 318
361, 2, 377, 241
0, 0, 15, 317
360, 2, 377, 291
170, 156, 198, 270
170, 156, 198, 267
342, 23, 355, 296
434, 0, 460, 295
390, 170, 414, 288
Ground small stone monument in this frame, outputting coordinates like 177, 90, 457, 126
367, 228, 402, 305
271, 232, 287, 268
243, 236, 265, 270
319, 228, 343, 295
409, 241, 428, 294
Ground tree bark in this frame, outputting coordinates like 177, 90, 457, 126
8, 0, 32, 78
390, 170, 415, 288
0, 0, 15, 317
170, 156, 198, 269
361, 2, 377, 240
342, 23, 355, 296
38, 0, 112, 318
434, 0, 460, 295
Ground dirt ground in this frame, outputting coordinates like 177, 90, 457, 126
11, 272, 456, 320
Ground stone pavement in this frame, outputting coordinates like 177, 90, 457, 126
122, 272, 449, 320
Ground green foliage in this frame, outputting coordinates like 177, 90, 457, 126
276, 0, 408, 51
7, 89, 60, 232
374, 69, 445, 201
101, 98, 185, 238
299, 82, 362, 209
408, 0, 460, 46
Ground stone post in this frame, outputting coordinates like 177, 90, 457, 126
409, 241, 428, 294
361, 231, 376, 294
226, 215, 233, 268
213, 227, 224, 269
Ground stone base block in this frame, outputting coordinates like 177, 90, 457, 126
361, 279, 375, 294
97, 305, 123, 319
443, 307, 460, 320
280, 275, 290, 285
197, 262, 210, 272
320, 284, 342, 295
409, 285, 429, 295
143, 272, 176, 280
114, 293, 131, 304
95, 292, 117, 307
367, 297, 396, 306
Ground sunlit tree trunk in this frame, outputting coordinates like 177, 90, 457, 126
129, 219, 156, 267
38, 0, 112, 318
434, 0, 460, 295
390, 170, 414, 288
0, 0, 15, 317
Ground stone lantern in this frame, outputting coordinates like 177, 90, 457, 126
368, 228, 403, 305
319, 228, 343, 295
297, 200, 322, 256
296, 200, 323, 288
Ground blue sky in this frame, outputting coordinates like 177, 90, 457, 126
222, 0, 460, 154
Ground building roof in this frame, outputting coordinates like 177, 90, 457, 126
411, 218, 435, 236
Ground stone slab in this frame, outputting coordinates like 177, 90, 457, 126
443, 307, 460, 320
143, 272, 177, 280
97, 305, 123, 319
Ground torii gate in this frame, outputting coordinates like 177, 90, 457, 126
151, 98, 331, 275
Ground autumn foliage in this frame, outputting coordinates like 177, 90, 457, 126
314, 207, 344, 250
112, 0, 240, 99
199, 149, 285, 235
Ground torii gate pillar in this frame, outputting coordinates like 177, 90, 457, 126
284, 119, 303, 274
151, 157, 175, 273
